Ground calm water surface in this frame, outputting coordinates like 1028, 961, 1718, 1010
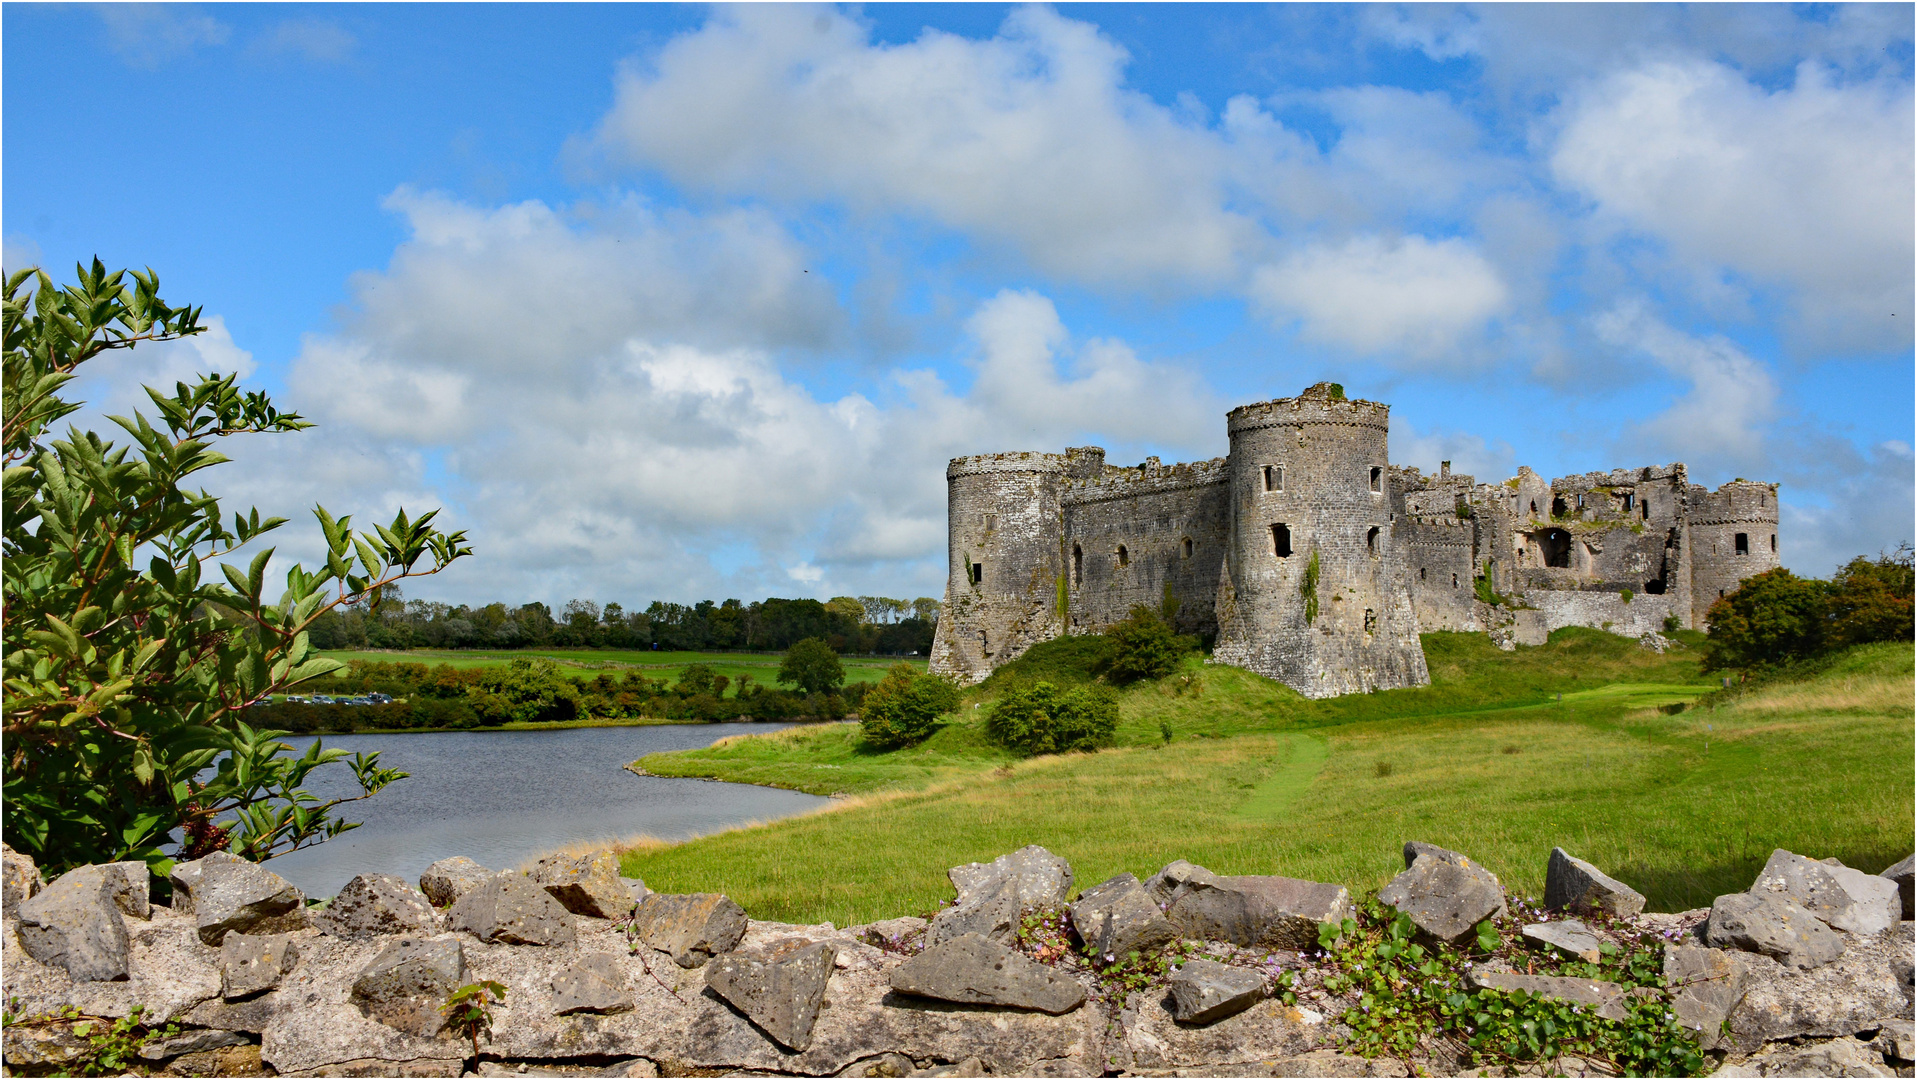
267, 723, 828, 897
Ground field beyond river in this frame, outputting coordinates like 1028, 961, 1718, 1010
619, 630, 1915, 928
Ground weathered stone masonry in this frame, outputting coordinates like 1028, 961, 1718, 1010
932, 382, 1780, 695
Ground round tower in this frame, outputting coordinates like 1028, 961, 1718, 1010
1688, 480, 1782, 628
928, 452, 1068, 684
1212, 383, 1430, 697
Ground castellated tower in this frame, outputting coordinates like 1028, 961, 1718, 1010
1210, 383, 1431, 697
1687, 480, 1782, 627
927, 452, 1070, 681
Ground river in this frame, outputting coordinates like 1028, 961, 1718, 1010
264, 723, 829, 898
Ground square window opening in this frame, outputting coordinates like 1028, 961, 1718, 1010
1735, 532, 1749, 555
1271, 523, 1292, 558
970, 562, 983, 585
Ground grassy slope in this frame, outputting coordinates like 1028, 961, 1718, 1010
317, 648, 922, 687
619, 634, 1913, 928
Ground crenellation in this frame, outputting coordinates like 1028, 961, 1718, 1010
931, 385, 1781, 695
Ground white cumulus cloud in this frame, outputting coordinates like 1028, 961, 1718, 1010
1249, 234, 1510, 361
1595, 300, 1779, 469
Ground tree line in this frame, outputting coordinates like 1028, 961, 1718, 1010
307, 590, 941, 656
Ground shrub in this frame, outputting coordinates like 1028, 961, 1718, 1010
467, 658, 581, 724
1826, 546, 1914, 649
981, 634, 1116, 688
859, 664, 961, 749
986, 680, 1118, 756
1704, 568, 1829, 670
1104, 605, 1185, 684
778, 638, 845, 695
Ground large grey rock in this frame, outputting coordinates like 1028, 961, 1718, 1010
1881, 854, 1914, 921
630, 891, 746, 967
1724, 921, 1914, 1053
2, 843, 43, 910
1544, 847, 1646, 917
220, 930, 301, 999
15, 864, 133, 981
350, 935, 466, 1037
530, 849, 636, 920
1377, 854, 1506, 945
1752, 849, 1900, 936
1143, 859, 1224, 906
888, 932, 1086, 1014
448, 873, 577, 946
705, 940, 837, 1051
167, 851, 231, 916
194, 854, 305, 945
419, 856, 494, 908
926, 880, 1021, 948
948, 846, 1073, 908
1467, 968, 1637, 1021
551, 951, 635, 1015
1167, 874, 1353, 950
318, 873, 438, 939
1068, 873, 1179, 961
1706, 890, 1846, 970
1521, 918, 1604, 962
1166, 958, 1265, 1025
1665, 943, 1752, 1051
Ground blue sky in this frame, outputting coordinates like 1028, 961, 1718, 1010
6, 3, 1913, 609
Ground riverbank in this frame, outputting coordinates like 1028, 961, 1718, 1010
618, 633, 1915, 926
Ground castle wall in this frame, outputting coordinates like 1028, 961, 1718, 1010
928, 454, 1068, 685
1399, 515, 1481, 630
1212, 388, 1430, 698
1687, 480, 1782, 627
1061, 459, 1229, 636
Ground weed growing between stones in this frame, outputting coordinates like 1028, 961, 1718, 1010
441, 981, 507, 1073
0, 1001, 181, 1077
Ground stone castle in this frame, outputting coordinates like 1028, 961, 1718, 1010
929, 383, 1780, 697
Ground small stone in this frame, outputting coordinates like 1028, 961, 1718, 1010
629, 891, 746, 968
1068, 873, 1179, 960
1751, 1038, 1894, 1077
447, 873, 577, 946
1, 843, 43, 910
1167, 958, 1265, 1024
137, 1027, 251, 1060
705, 940, 837, 1051
194, 855, 305, 946
316, 873, 438, 939
15, 864, 133, 981
948, 845, 1074, 908
1522, 918, 1604, 962
1704, 891, 1846, 971
551, 952, 635, 1015
1468, 968, 1633, 1020
169, 851, 244, 917
220, 931, 300, 999
1166, 874, 1353, 950
1402, 841, 1472, 869
1751, 849, 1900, 936
1544, 847, 1646, 918
624, 876, 651, 906
1663, 943, 1751, 1051
529, 850, 636, 920
350, 935, 466, 1036
913, 1058, 987, 1078
927, 883, 1020, 948
166, 1043, 265, 1077
1880, 854, 1914, 921
419, 856, 494, 908
1870, 1019, 1916, 1062
1378, 853, 1506, 945
853, 916, 927, 949
888, 931, 1086, 1014
835, 1052, 917, 1077
1143, 859, 1224, 906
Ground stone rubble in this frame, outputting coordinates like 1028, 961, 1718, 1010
1544, 847, 1648, 918
0, 842, 1908, 1079
1377, 853, 1506, 945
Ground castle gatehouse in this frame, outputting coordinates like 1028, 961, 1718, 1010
929, 382, 1780, 697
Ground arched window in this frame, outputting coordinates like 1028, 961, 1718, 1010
1271, 524, 1292, 558
1117, 544, 1129, 568
1370, 466, 1383, 493
1366, 526, 1380, 556
1530, 500, 1537, 514
1181, 537, 1193, 559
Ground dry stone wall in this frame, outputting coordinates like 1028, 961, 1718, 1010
4, 840, 1909, 1078
932, 384, 1782, 695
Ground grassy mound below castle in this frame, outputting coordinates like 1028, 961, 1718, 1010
620, 630, 1914, 928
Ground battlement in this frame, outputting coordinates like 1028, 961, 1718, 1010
946, 452, 1071, 479
1226, 383, 1390, 435
1061, 456, 1228, 506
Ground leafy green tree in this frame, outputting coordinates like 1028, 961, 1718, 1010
2, 261, 470, 874
1826, 546, 1914, 649
1704, 568, 1830, 669
858, 663, 960, 749
777, 637, 844, 695
1104, 605, 1185, 684
467, 658, 580, 724
985, 680, 1118, 756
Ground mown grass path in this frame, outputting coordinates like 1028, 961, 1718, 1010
619, 636, 1913, 928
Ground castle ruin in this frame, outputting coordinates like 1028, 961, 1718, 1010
929, 382, 1780, 697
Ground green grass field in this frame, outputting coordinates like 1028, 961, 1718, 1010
619, 632, 1915, 928
316, 648, 924, 688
